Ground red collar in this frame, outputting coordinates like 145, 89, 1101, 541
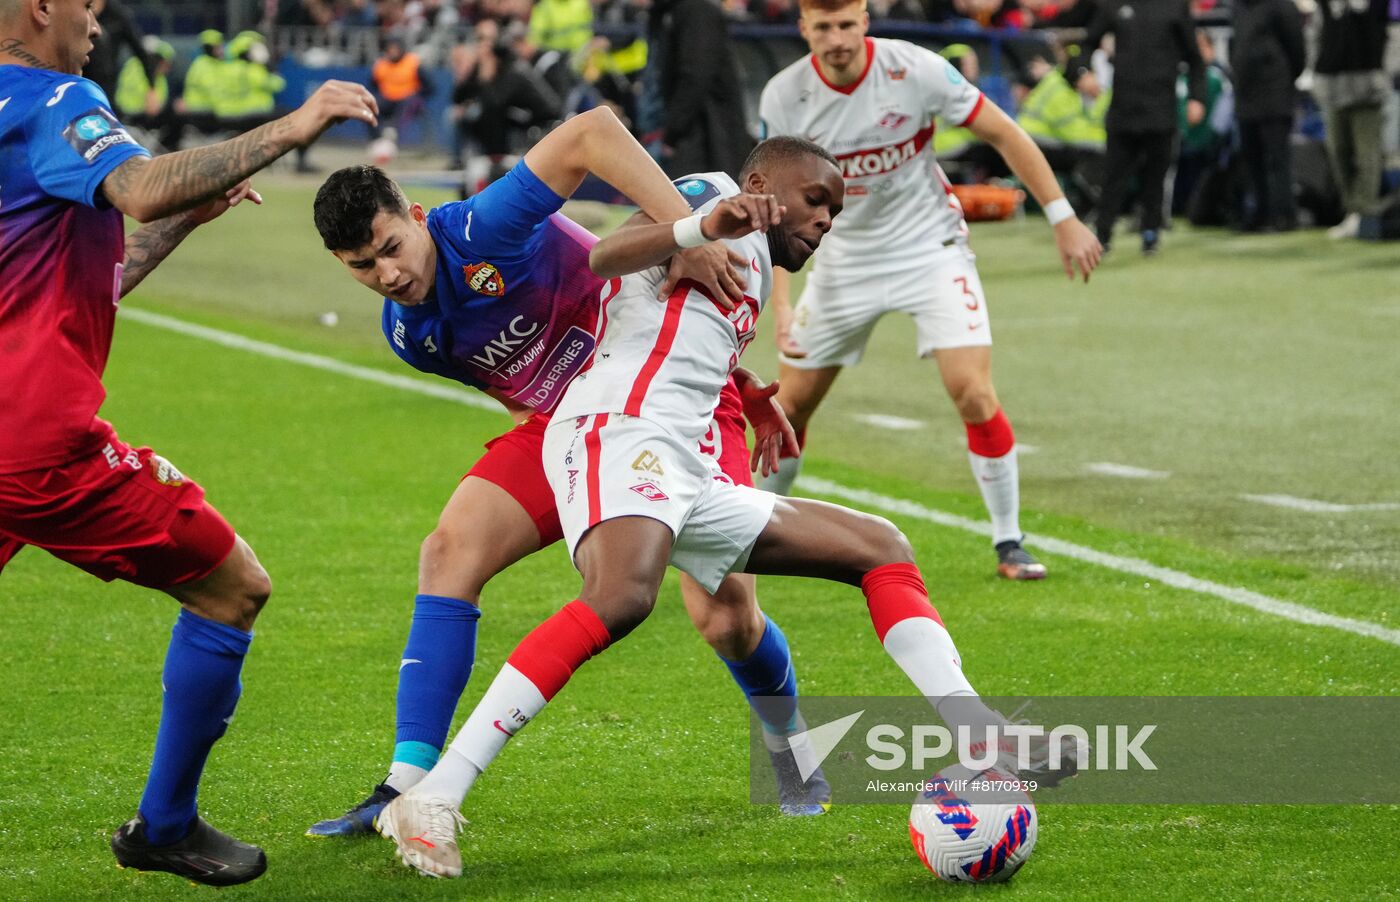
810, 37, 875, 96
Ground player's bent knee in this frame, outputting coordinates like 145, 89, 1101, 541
695, 605, 761, 659
579, 581, 657, 638
862, 516, 916, 571
181, 541, 271, 630
881, 520, 918, 566
419, 526, 492, 598
952, 385, 999, 424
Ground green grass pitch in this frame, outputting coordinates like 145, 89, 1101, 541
1, 180, 1397, 900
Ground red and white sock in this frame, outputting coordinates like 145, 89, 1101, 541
965, 409, 1021, 546
863, 563, 1003, 733
410, 601, 612, 807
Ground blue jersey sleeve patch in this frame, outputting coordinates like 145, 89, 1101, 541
26, 77, 149, 208
672, 177, 721, 212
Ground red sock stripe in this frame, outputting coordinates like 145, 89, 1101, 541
861, 562, 943, 643
624, 289, 687, 416
506, 600, 613, 701
965, 408, 1014, 458
584, 414, 608, 528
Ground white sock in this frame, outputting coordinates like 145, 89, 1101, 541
882, 617, 1004, 735
409, 663, 547, 808
757, 450, 804, 496
385, 762, 430, 794
882, 616, 975, 699
968, 447, 1021, 545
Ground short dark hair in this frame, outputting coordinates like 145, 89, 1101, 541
740, 136, 839, 181
313, 166, 410, 251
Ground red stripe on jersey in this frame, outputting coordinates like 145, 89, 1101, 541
811, 37, 876, 96
623, 288, 686, 417
958, 93, 986, 129
584, 413, 609, 528
833, 125, 934, 180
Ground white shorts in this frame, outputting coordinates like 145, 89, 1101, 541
542, 413, 777, 594
783, 244, 992, 369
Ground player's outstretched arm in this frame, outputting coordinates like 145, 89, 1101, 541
522, 106, 696, 226
102, 81, 377, 223
967, 100, 1103, 282
120, 181, 262, 297
589, 194, 783, 280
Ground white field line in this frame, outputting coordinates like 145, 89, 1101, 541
120, 307, 1400, 649
118, 308, 500, 414
797, 477, 1400, 648
1242, 494, 1400, 514
1085, 462, 1172, 480
854, 413, 925, 432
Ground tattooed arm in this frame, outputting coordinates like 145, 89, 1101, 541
121, 182, 262, 297
102, 80, 378, 222
120, 214, 199, 297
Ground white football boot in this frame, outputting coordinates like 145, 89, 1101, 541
375, 793, 467, 878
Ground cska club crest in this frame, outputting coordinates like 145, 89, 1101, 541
886, 66, 907, 81
464, 261, 505, 296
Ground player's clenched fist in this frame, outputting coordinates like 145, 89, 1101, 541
701, 194, 785, 241
285, 81, 380, 146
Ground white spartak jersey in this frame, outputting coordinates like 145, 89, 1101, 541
759, 37, 985, 276
552, 172, 771, 443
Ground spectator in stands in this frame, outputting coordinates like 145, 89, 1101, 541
371, 35, 434, 137
1084, 0, 1206, 255
180, 30, 228, 137
448, 19, 562, 169
749, 0, 802, 22
1027, 0, 1099, 28
1314, 0, 1391, 239
218, 32, 286, 129
1172, 28, 1232, 220
651, 0, 754, 177
276, 0, 338, 27
528, 0, 595, 53
1018, 56, 1106, 151
114, 36, 181, 151
83, 0, 152, 103
951, 0, 1009, 26
1015, 55, 1106, 211
377, 0, 408, 30
429, 0, 464, 28
1231, 0, 1305, 232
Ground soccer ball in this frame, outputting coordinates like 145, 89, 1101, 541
908, 765, 1037, 884
368, 128, 399, 167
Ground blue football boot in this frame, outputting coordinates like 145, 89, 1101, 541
306, 782, 400, 837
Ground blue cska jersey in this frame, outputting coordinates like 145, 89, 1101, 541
382, 161, 614, 413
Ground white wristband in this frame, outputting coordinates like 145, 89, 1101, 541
672, 214, 709, 249
1044, 198, 1076, 226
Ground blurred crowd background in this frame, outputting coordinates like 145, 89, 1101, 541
86, 0, 1400, 239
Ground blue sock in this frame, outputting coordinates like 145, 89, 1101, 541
721, 615, 799, 736
393, 594, 480, 768
139, 609, 252, 845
